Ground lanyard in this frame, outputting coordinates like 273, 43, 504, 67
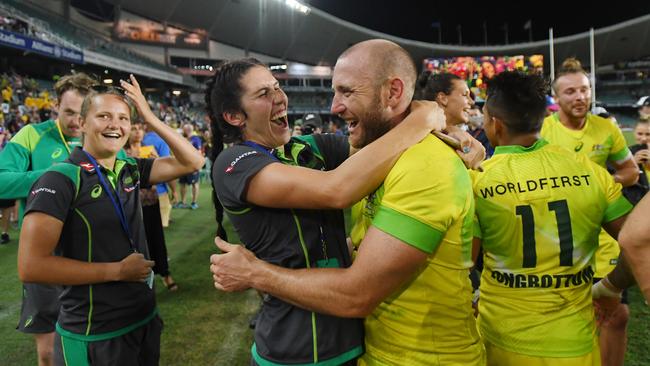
82, 150, 137, 252
55, 120, 72, 154
241, 141, 278, 161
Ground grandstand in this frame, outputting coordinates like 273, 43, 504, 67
4, 0, 650, 124
1, 1, 650, 365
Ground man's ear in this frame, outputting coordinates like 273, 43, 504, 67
222, 111, 245, 127
493, 116, 505, 137
385, 77, 405, 108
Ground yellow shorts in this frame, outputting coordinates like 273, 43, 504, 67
485, 338, 600, 366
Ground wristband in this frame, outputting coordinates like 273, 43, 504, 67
592, 277, 622, 299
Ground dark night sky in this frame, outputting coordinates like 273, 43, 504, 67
305, 1, 650, 45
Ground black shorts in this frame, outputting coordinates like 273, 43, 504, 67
179, 171, 200, 185
593, 277, 629, 305
17, 283, 61, 333
53, 315, 163, 366
0, 199, 15, 208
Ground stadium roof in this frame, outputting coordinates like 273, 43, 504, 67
109, 0, 650, 69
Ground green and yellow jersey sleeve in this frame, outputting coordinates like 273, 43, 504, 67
0, 120, 79, 224
0, 124, 45, 200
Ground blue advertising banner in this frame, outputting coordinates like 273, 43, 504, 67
0, 29, 84, 64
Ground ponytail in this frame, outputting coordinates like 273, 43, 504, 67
205, 58, 265, 239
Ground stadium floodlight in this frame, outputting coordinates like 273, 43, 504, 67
277, 0, 311, 15
103, 79, 113, 84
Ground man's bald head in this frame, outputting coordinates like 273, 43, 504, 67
338, 39, 417, 102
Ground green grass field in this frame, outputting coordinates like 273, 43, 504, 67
1, 182, 649, 365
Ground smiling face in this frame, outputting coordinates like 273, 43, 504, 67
634, 122, 650, 145
440, 79, 474, 125
56, 90, 85, 138
554, 72, 591, 121
330, 56, 393, 149
81, 94, 132, 160
235, 66, 290, 148
129, 123, 145, 145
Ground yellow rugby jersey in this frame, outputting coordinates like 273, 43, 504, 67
541, 113, 631, 167
541, 113, 632, 277
471, 139, 632, 358
352, 134, 484, 366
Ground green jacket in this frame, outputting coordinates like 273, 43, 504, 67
0, 120, 81, 223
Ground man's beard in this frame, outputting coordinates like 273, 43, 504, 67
353, 95, 393, 149
560, 103, 588, 120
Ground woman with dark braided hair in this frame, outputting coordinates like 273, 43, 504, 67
206, 123, 228, 241
206, 58, 445, 365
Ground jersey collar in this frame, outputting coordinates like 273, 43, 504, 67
493, 138, 549, 156
68, 146, 128, 178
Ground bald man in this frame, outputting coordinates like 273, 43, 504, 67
211, 39, 486, 365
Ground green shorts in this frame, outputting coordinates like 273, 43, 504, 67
53, 314, 162, 366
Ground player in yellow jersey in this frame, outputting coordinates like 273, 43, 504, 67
540, 58, 638, 366
473, 71, 632, 365
210, 39, 487, 366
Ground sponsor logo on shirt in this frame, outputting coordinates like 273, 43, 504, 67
124, 182, 139, 193
478, 174, 592, 199
80, 162, 95, 172
31, 187, 56, 195
51, 148, 63, 159
225, 150, 258, 173
574, 142, 584, 152
122, 173, 140, 193
91, 184, 102, 199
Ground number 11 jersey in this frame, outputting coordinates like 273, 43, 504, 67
471, 139, 632, 358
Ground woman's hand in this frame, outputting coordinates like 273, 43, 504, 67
444, 125, 486, 171
120, 74, 157, 123
633, 148, 650, 167
408, 100, 446, 132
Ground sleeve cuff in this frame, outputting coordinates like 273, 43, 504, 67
604, 196, 633, 223
373, 205, 444, 253
610, 148, 632, 164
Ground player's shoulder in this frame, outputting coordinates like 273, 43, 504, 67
400, 134, 458, 165
390, 135, 469, 189
541, 113, 559, 128
46, 162, 80, 182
